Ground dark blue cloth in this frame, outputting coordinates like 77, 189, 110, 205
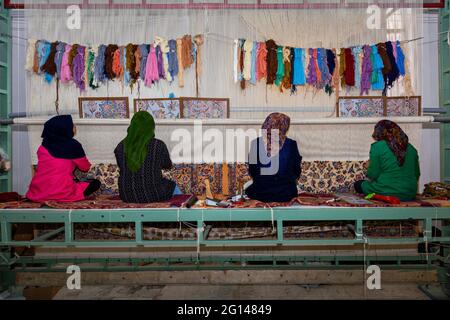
41, 115, 85, 159
246, 137, 302, 203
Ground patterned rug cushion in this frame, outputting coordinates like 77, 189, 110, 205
299, 161, 368, 193
76, 161, 369, 195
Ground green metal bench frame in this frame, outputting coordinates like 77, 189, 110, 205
0, 207, 449, 273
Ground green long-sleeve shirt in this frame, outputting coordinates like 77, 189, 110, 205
361, 140, 420, 201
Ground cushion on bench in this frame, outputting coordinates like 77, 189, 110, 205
75, 161, 368, 195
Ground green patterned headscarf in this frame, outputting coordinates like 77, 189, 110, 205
123, 111, 155, 172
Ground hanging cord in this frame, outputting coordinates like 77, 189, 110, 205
205, 32, 423, 48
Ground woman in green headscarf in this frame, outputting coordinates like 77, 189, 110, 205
114, 111, 182, 203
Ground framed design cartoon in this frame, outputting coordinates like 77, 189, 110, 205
134, 98, 181, 119
386, 96, 421, 117
180, 97, 230, 119
337, 97, 384, 118
78, 97, 129, 119
337, 96, 422, 117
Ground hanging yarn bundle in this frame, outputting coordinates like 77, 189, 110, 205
72, 45, 86, 91
126, 43, 139, 89
86, 47, 98, 90
55, 42, 66, 80
26, 35, 201, 92
94, 45, 107, 84
256, 42, 267, 81
265, 39, 278, 85
25, 39, 37, 72
281, 46, 291, 91
360, 45, 372, 95
324, 49, 336, 95
234, 38, 410, 96
274, 46, 285, 88
40, 41, 58, 83
306, 48, 318, 88
167, 40, 178, 81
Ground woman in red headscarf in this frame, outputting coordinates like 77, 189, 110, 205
354, 120, 420, 201
245, 113, 302, 203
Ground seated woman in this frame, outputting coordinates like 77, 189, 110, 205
114, 111, 181, 203
354, 120, 420, 201
26, 115, 100, 202
245, 113, 302, 203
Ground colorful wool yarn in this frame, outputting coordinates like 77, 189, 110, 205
27, 35, 200, 92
